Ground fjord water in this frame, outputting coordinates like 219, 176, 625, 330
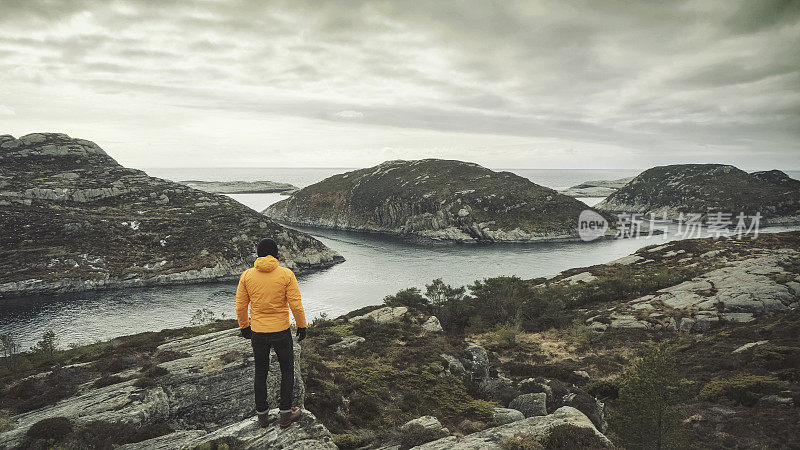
3, 168, 799, 350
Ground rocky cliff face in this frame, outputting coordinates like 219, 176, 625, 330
0, 133, 342, 298
265, 159, 598, 242
595, 164, 800, 223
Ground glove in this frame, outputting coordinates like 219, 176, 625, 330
240, 326, 252, 339
296, 327, 307, 342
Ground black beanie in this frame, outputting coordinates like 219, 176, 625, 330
257, 238, 279, 258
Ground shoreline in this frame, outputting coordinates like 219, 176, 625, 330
0, 254, 344, 300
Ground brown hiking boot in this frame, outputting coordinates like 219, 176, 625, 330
257, 412, 274, 428
278, 406, 302, 428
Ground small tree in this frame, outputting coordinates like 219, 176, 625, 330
0, 333, 20, 365
611, 343, 685, 449
32, 330, 59, 360
425, 278, 468, 331
383, 287, 431, 312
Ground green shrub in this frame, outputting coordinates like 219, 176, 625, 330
384, 287, 431, 312
332, 429, 378, 448
0, 409, 14, 432
154, 350, 191, 363
698, 374, 788, 406
488, 323, 520, 349
142, 365, 169, 377
587, 379, 619, 400
542, 424, 607, 449
26, 416, 73, 442
501, 433, 543, 450
93, 375, 127, 388
133, 376, 156, 388
31, 330, 59, 360
65, 420, 173, 448
329, 323, 354, 338
396, 423, 448, 449
610, 344, 685, 450
219, 351, 240, 364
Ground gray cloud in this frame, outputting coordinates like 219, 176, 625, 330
0, 0, 798, 169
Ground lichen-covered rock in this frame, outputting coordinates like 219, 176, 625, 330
492, 407, 525, 425
596, 164, 800, 223
591, 250, 800, 334
401, 415, 443, 432
509, 393, 547, 418
349, 306, 408, 324
422, 315, 443, 332
413, 406, 611, 449
328, 335, 365, 351
0, 133, 342, 297
265, 159, 605, 242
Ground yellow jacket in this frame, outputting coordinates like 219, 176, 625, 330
236, 256, 307, 332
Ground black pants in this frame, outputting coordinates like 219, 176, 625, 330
251, 327, 294, 412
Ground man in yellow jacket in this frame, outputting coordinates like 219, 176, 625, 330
236, 238, 307, 429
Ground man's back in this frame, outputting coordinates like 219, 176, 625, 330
236, 255, 306, 333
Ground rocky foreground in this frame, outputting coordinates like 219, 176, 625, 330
0, 133, 342, 298
179, 180, 299, 195
595, 164, 800, 223
265, 159, 603, 242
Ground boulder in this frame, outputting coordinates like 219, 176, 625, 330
462, 344, 490, 381
509, 393, 547, 418
441, 354, 466, 378
328, 335, 365, 351
414, 407, 611, 449
350, 306, 408, 324
401, 415, 443, 432
422, 316, 443, 332
492, 407, 525, 425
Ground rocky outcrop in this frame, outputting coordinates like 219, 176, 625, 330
595, 164, 800, 223
179, 180, 299, 194
587, 249, 800, 333
0, 328, 336, 449
413, 406, 611, 449
0, 133, 342, 298
559, 177, 634, 197
264, 159, 605, 242
118, 410, 337, 450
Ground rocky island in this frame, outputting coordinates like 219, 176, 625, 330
0, 133, 342, 298
1, 231, 798, 449
559, 176, 634, 198
179, 180, 299, 195
264, 159, 603, 242
595, 164, 800, 223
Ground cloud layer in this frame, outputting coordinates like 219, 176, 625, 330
1, 0, 798, 169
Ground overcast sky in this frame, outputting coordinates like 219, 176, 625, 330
1, 0, 798, 170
